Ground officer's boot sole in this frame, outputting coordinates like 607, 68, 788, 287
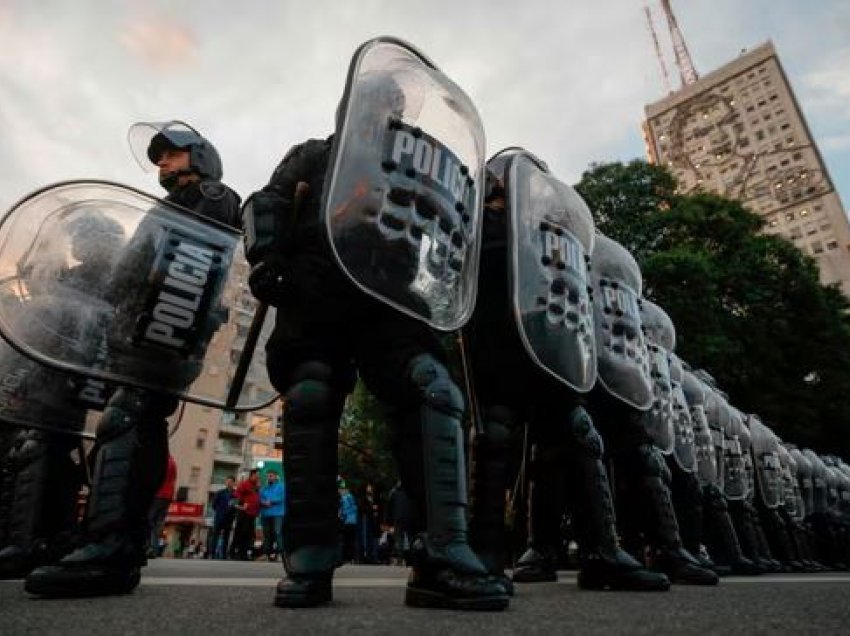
404, 584, 509, 611
24, 565, 140, 598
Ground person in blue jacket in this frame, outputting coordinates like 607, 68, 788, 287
260, 471, 285, 561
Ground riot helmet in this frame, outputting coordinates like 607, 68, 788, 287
128, 120, 223, 189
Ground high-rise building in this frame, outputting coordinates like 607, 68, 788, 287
165, 256, 281, 545
642, 41, 850, 296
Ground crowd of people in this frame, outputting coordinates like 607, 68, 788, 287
1, 37, 850, 618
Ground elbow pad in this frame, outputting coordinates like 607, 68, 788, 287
241, 190, 291, 266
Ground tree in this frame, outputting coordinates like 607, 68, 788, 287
576, 161, 850, 455
339, 380, 397, 495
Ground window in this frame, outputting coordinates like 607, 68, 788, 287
827, 240, 839, 250
785, 211, 795, 222
189, 466, 201, 486
792, 152, 802, 161
806, 224, 818, 236
789, 227, 802, 239
820, 222, 831, 231
800, 208, 809, 217
780, 123, 791, 130
811, 241, 824, 254
196, 429, 208, 450
769, 94, 778, 101
755, 130, 765, 141
768, 216, 779, 227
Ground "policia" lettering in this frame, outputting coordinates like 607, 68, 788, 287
542, 228, 584, 275
386, 123, 474, 206
144, 241, 215, 350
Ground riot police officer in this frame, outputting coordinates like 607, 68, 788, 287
0, 211, 127, 580
586, 236, 717, 585
25, 121, 241, 597
241, 39, 507, 610
466, 149, 668, 592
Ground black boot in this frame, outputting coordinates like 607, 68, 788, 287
702, 485, 761, 576
274, 364, 343, 608
511, 435, 564, 584
396, 355, 508, 610
565, 408, 669, 591
25, 389, 169, 597
631, 444, 718, 585
468, 407, 515, 596
0, 430, 81, 580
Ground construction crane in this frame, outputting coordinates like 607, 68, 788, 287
643, 2, 672, 94
659, 0, 699, 86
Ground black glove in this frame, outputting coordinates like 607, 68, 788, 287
247, 255, 289, 307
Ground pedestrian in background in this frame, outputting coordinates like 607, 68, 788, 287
208, 476, 237, 559
260, 470, 285, 561
233, 470, 260, 560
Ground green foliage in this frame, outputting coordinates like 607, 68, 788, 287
576, 160, 850, 455
338, 380, 397, 494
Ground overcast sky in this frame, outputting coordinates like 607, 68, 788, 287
1, 0, 849, 214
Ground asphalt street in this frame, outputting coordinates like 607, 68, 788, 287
2, 560, 850, 635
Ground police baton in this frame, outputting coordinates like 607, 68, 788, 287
225, 181, 309, 408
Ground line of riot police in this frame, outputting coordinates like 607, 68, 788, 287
1, 37, 850, 615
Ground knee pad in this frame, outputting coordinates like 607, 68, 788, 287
9, 429, 49, 465
285, 361, 343, 421
478, 406, 514, 449
565, 406, 604, 459
406, 353, 464, 418
636, 443, 670, 482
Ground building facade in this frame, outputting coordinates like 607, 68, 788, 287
642, 41, 850, 296
164, 256, 282, 552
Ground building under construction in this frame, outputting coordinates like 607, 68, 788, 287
641, 2, 850, 297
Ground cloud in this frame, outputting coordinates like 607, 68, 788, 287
119, 18, 198, 71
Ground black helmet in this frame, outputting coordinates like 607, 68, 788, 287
128, 120, 223, 181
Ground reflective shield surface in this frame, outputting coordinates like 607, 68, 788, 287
325, 37, 486, 331
0, 181, 277, 410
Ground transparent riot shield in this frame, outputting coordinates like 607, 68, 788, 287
791, 447, 814, 516
590, 234, 652, 410
722, 407, 748, 500
703, 386, 731, 492
325, 37, 486, 331
639, 300, 675, 452
778, 445, 802, 520
500, 150, 596, 392
669, 354, 696, 472
681, 370, 717, 486
0, 180, 277, 411
749, 416, 782, 509
0, 334, 102, 440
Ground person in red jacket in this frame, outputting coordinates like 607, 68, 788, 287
233, 470, 260, 560
147, 455, 177, 558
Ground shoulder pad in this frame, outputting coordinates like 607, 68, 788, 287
199, 180, 226, 201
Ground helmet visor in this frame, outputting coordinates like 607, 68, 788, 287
127, 120, 200, 172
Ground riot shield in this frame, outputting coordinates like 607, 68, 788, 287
748, 416, 782, 509
803, 449, 829, 514
702, 384, 730, 492
669, 354, 696, 472
791, 447, 814, 517
0, 180, 277, 411
681, 370, 717, 486
590, 234, 652, 410
0, 334, 102, 440
498, 149, 596, 391
324, 37, 486, 331
638, 300, 675, 452
778, 445, 803, 520
722, 407, 748, 500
